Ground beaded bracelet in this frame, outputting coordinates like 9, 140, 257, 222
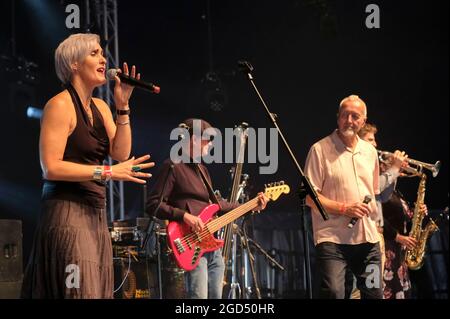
103, 165, 112, 181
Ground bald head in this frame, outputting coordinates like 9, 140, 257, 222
339, 95, 367, 118
337, 94, 368, 139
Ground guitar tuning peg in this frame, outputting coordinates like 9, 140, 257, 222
280, 181, 284, 185
264, 183, 267, 188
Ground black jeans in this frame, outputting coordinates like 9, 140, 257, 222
315, 242, 383, 299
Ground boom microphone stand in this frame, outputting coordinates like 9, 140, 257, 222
141, 164, 174, 299
238, 60, 328, 299
238, 216, 284, 299
240, 217, 261, 299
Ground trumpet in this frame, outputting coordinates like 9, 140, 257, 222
377, 150, 441, 178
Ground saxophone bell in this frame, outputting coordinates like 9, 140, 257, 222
404, 173, 440, 270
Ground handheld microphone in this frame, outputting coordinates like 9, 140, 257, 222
177, 123, 190, 140
347, 195, 372, 229
106, 69, 160, 94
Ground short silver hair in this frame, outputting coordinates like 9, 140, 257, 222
54, 33, 100, 84
338, 94, 367, 117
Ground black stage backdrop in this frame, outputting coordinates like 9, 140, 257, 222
0, 0, 448, 299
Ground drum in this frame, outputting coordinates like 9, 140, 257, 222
156, 229, 187, 299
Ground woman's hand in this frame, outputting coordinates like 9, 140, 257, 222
419, 203, 428, 216
112, 154, 155, 184
113, 62, 140, 109
395, 234, 418, 250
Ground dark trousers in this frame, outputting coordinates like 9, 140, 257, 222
315, 242, 383, 299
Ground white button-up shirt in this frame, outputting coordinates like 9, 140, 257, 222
305, 130, 381, 245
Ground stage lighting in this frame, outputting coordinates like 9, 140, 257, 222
202, 72, 228, 112
26, 106, 43, 120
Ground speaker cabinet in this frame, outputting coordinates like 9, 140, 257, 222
113, 257, 158, 299
0, 219, 23, 299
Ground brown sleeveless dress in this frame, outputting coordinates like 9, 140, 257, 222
21, 84, 113, 298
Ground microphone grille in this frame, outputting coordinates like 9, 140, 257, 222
106, 69, 118, 80
363, 195, 372, 204
178, 123, 189, 130
177, 123, 190, 140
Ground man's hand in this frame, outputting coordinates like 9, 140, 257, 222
253, 192, 269, 212
390, 150, 409, 171
183, 213, 205, 233
341, 202, 370, 219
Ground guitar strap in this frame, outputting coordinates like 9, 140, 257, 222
195, 163, 220, 207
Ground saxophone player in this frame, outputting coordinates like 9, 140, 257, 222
358, 123, 428, 299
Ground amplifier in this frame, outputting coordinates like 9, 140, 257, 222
113, 256, 158, 299
0, 219, 23, 299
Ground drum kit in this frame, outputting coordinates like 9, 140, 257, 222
110, 218, 186, 299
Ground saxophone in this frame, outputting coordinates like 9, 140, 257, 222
405, 173, 439, 270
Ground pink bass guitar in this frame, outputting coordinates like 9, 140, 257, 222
167, 182, 290, 271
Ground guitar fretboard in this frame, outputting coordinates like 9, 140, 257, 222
207, 196, 260, 233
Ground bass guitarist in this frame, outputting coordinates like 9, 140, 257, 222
146, 118, 268, 299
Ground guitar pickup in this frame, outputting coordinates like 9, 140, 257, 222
191, 247, 201, 264
174, 238, 185, 253
186, 238, 192, 249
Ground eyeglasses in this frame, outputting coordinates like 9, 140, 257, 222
339, 111, 365, 122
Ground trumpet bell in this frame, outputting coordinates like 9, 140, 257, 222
377, 149, 441, 178
432, 161, 441, 178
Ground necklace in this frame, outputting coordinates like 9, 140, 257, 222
69, 84, 93, 124
82, 102, 93, 124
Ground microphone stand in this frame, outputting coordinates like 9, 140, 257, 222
240, 217, 261, 299
299, 186, 313, 298
228, 176, 249, 299
238, 61, 328, 299
246, 237, 284, 299
155, 223, 163, 299
238, 216, 284, 299
246, 237, 285, 272
141, 164, 174, 299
